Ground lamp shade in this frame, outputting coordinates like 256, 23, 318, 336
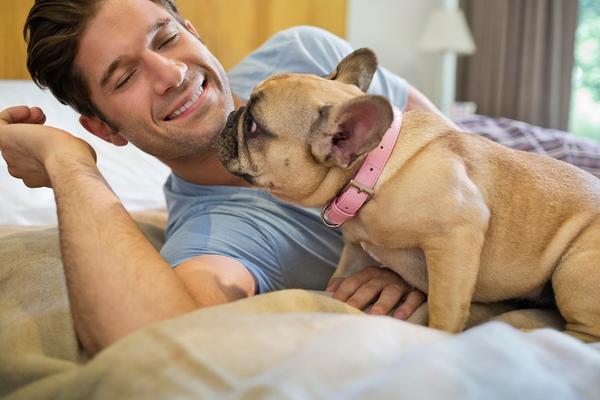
418, 7, 476, 54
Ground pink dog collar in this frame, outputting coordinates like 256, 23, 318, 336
320, 106, 403, 228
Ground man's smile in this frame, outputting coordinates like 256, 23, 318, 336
164, 76, 207, 121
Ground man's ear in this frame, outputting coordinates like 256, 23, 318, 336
80, 116, 128, 146
184, 20, 203, 42
324, 48, 378, 93
309, 95, 393, 168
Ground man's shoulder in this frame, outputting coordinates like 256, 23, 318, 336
228, 25, 353, 100
270, 25, 342, 47
259, 25, 351, 67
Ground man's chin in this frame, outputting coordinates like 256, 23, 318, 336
166, 135, 221, 163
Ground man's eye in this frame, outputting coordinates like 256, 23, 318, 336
116, 71, 136, 89
159, 33, 179, 49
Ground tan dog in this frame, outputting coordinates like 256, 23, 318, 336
218, 48, 600, 342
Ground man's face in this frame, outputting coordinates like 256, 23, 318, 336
75, 0, 234, 163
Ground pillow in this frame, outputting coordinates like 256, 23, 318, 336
0, 80, 170, 225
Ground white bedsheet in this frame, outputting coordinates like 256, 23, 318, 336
161, 315, 599, 400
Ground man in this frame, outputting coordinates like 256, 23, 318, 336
0, 0, 448, 355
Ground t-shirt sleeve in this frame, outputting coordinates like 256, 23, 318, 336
160, 210, 285, 293
160, 197, 342, 294
228, 25, 409, 110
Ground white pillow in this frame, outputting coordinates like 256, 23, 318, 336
0, 80, 170, 225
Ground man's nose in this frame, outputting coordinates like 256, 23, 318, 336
144, 51, 187, 95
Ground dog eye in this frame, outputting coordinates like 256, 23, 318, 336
245, 114, 258, 136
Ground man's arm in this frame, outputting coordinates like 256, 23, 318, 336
58, 169, 254, 352
405, 83, 463, 131
174, 255, 255, 306
0, 106, 255, 354
50, 159, 197, 353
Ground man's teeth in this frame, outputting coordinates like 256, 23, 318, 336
168, 84, 204, 120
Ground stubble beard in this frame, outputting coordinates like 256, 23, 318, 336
161, 82, 235, 163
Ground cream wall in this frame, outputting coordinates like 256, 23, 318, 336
347, 0, 448, 106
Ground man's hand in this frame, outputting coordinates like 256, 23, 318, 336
326, 266, 426, 319
0, 106, 97, 188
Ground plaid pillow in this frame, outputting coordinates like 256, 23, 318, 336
456, 115, 600, 178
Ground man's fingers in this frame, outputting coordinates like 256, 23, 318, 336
331, 272, 372, 302
29, 107, 47, 124
330, 267, 427, 318
344, 279, 384, 310
369, 283, 406, 316
393, 289, 427, 320
0, 106, 46, 125
0, 106, 33, 125
325, 277, 343, 293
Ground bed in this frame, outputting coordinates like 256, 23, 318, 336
1, 80, 600, 399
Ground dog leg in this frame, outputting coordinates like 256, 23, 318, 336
423, 228, 485, 333
552, 219, 600, 343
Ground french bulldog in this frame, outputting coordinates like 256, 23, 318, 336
218, 48, 600, 342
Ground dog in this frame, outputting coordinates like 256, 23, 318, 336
218, 48, 600, 342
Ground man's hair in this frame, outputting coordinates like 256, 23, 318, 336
24, 0, 183, 121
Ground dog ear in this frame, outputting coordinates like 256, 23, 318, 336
310, 95, 394, 168
324, 48, 378, 92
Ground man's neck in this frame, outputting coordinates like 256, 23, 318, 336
165, 150, 249, 186
163, 94, 250, 187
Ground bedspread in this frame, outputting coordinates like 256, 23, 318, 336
457, 114, 600, 178
1, 223, 599, 399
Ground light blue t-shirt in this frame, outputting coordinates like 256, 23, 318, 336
160, 26, 409, 293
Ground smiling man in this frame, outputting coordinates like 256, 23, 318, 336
0, 0, 440, 354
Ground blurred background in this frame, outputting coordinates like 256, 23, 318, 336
1, 0, 597, 139
1, 0, 599, 225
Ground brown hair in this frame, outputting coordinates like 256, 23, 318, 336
24, 0, 183, 121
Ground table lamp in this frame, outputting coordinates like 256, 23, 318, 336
418, 6, 476, 115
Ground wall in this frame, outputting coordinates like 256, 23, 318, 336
0, 0, 33, 79
178, 0, 346, 71
0, 0, 346, 79
1, 0, 456, 107
347, 0, 445, 104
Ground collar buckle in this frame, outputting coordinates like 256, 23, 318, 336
348, 179, 375, 199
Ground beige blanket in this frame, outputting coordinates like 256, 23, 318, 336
2, 221, 597, 399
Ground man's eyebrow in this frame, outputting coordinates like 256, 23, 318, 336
99, 17, 173, 89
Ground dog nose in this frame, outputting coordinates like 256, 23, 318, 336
225, 110, 237, 129
225, 106, 245, 129
218, 108, 241, 161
